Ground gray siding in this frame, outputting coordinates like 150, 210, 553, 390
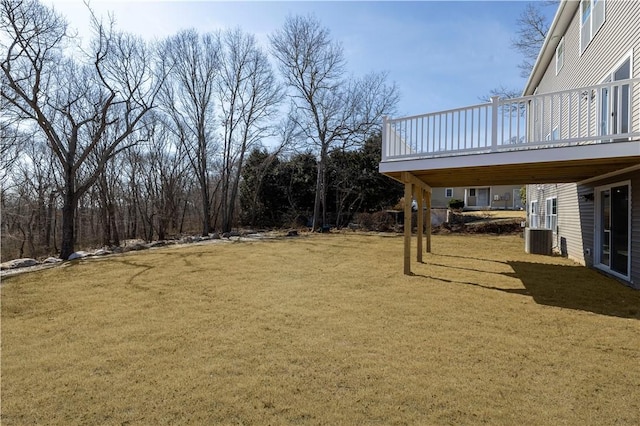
587, 171, 640, 288
531, 173, 638, 289
534, 1, 640, 135
431, 186, 523, 209
526, 2, 640, 289
557, 183, 585, 264
431, 187, 465, 209
536, 1, 640, 91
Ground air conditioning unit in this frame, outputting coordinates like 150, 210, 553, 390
524, 228, 552, 255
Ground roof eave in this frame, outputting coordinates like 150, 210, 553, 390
523, 1, 580, 96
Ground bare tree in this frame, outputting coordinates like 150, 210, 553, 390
512, 2, 558, 78
1, 136, 58, 259
270, 15, 397, 230
216, 28, 282, 232
482, 1, 558, 103
161, 29, 219, 236
1, 0, 165, 258
0, 98, 29, 184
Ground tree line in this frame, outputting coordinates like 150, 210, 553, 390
1, 0, 399, 260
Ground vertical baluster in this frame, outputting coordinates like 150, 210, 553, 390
419, 117, 423, 152
504, 101, 509, 145
568, 93, 572, 139
444, 112, 449, 151
426, 115, 430, 153
549, 95, 555, 140
432, 114, 436, 152
410, 118, 414, 153
457, 110, 461, 151
587, 89, 592, 137
450, 112, 454, 151
438, 114, 442, 151
617, 82, 623, 134
559, 93, 563, 141
516, 102, 521, 144
577, 91, 582, 139
540, 97, 545, 141
471, 108, 474, 148
390, 122, 395, 157
464, 109, 468, 150
484, 106, 489, 147
451, 111, 455, 151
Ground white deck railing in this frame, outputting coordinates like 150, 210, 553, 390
382, 78, 640, 161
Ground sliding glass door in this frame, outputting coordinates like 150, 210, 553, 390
596, 182, 630, 278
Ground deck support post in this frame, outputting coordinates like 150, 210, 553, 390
426, 189, 432, 253
416, 187, 424, 263
401, 172, 432, 274
404, 180, 413, 275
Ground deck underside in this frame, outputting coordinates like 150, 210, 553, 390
379, 140, 640, 188
382, 156, 640, 187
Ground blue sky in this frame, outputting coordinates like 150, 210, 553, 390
48, 1, 556, 118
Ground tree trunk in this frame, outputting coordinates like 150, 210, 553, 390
200, 172, 210, 236
108, 201, 120, 246
312, 146, 328, 231
44, 191, 56, 253
312, 163, 322, 231
99, 176, 111, 247
60, 168, 77, 260
225, 146, 248, 233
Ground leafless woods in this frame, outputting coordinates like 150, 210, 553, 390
1, 1, 398, 260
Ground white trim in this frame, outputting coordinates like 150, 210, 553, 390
594, 179, 631, 281
530, 199, 540, 228
545, 196, 558, 234
524, 1, 576, 96
577, 164, 640, 185
598, 51, 633, 137
445, 188, 453, 198
580, 0, 606, 55
555, 37, 565, 75
379, 141, 640, 174
602, 49, 634, 81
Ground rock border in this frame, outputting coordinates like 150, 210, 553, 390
1, 230, 302, 279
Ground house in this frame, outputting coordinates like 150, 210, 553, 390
430, 185, 524, 210
525, 0, 640, 287
378, 0, 640, 286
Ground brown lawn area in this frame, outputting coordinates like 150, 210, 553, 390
2, 233, 639, 424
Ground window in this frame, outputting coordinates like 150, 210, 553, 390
445, 188, 453, 198
545, 197, 557, 233
469, 188, 476, 197
530, 200, 539, 228
555, 37, 564, 74
600, 54, 632, 137
580, 0, 605, 54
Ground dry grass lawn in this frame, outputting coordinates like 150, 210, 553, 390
2, 233, 639, 425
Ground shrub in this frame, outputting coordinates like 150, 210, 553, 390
448, 199, 465, 210
356, 211, 397, 232
371, 211, 397, 232
356, 212, 374, 230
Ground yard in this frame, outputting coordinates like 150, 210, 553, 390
2, 233, 639, 424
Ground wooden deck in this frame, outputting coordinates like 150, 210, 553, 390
380, 78, 640, 274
